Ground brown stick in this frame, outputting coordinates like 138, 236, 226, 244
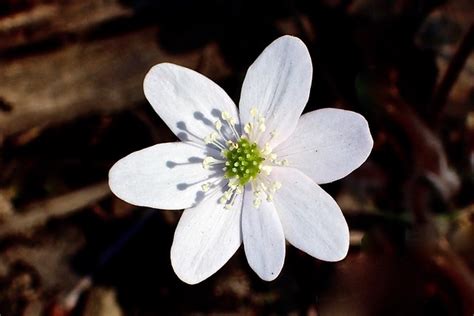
432, 24, 474, 124
0, 182, 110, 237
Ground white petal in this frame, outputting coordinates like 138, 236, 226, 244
242, 187, 285, 281
271, 167, 349, 261
274, 108, 373, 184
171, 193, 243, 284
239, 35, 312, 148
109, 142, 220, 210
144, 63, 240, 144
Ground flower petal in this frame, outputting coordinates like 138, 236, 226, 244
239, 35, 312, 148
274, 108, 373, 184
271, 167, 349, 261
171, 193, 243, 284
109, 142, 220, 210
242, 187, 285, 281
144, 63, 240, 144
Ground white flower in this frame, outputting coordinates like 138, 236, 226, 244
109, 35, 373, 284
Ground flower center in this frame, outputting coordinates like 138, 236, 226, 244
200, 108, 288, 209
223, 138, 264, 186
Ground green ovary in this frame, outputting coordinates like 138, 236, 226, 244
224, 138, 264, 185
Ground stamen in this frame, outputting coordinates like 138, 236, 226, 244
218, 180, 244, 209
253, 198, 262, 208
261, 165, 272, 175
221, 111, 232, 121
250, 176, 282, 207
219, 196, 228, 204
201, 108, 285, 210
259, 142, 290, 167
262, 143, 272, 155
272, 181, 282, 191
244, 123, 252, 135
204, 132, 226, 150
214, 119, 234, 148
229, 122, 240, 140
250, 107, 258, 117
228, 178, 240, 189
201, 178, 226, 193
225, 191, 238, 209
221, 111, 240, 140
225, 140, 234, 149
202, 156, 224, 169
201, 183, 210, 192
247, 109, 268, 143
220, 149, 228, 158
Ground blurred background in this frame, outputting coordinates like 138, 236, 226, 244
0, 0, 473, 315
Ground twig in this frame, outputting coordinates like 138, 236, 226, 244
0, 181, 110, 237
433, 239, 474, 315
431, 24, 474, 125
410, 227, 474, 315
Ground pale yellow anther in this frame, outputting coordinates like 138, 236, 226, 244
204, 132, 219, 144
250, 108, 258, 117
202, 156, 215, 169
258, 124, 266, 132
261, 165, 272, 175
221, 111, 232, 121
214, 120, 222, 130
253, 198, 261, 208
219, 196, 228, 204
201, 183, 210, 192
244, 123, 252, 134
203, 156, 215, 164
262, 143, 272, 155
253, 189, 262, 197
217, 181, 243, 210
266, 194, 273, 202
228, 180, 239, 189
204, 135, 212, 144
273, 181, 282, 190
281, 159, 289, 166
223, 190, 232, 200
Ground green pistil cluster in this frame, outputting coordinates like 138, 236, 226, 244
224, 138, 264, 185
